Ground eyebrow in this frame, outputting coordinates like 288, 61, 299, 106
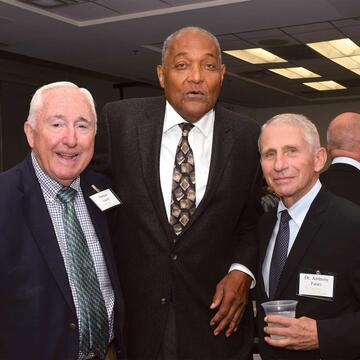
173, 52, 217, 59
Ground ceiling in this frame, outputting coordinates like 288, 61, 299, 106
1, 0, 360, 107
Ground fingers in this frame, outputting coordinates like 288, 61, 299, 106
210, 282, 224, 310
210, 288, 246, 336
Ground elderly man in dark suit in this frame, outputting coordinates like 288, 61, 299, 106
97, 27, 261, 359
0, 81, 125, 360
257, 113, 360, 359
320, 112, 360, 205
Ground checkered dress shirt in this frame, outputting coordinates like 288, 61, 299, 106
31, 153, 114, 359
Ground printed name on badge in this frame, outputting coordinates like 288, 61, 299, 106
298, 271, 335, 300
90, 188, 121, 211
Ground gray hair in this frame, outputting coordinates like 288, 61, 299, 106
27, 81, 97, 132
258, 113, 320, 152
161, 26, 222, 66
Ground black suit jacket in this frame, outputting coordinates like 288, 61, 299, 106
320, 162, 360, 205
0, 154, 125, 360
257, 188, 360, 359
97, 96, 262, 359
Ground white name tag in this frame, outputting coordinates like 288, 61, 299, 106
90, 189, 121, 211
298, 272, 335, 300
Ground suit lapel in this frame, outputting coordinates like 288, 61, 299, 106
81, 176, 120, 291
275, 188, 330, 298
137, 98, 171, 238
22, 155, 76, 314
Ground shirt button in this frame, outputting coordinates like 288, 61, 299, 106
171, 254, 178, 261
160, 298, 167, 305
69, 322, 77, 330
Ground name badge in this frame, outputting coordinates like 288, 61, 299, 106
90, 188, 122, 211
298, 271, 335, 301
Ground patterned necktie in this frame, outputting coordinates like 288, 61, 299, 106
57, 187, 109, 359
170, 123, 196, 236
269, 210, 291, 300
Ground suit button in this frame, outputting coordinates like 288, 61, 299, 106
69, 322, 77, 330
172, 238, 177, 244
171, 254, 178, 260
160, 298, 167, 305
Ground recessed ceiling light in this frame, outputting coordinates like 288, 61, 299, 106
303, 80, 346, 91
269, 67, 321, 79
223, 48, 287, 64
307, 38, 360, 76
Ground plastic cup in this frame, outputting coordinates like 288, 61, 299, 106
261, 300, 298, 339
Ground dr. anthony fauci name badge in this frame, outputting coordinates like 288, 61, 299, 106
298, 271, 335, 301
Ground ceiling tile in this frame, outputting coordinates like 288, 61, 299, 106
47, 2, 118, 20
93, 0, 169, 14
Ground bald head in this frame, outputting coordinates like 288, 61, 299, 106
327, 112, 360, 161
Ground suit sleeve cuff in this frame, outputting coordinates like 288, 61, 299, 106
229, 263, 256, 289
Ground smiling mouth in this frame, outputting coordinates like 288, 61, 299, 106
56, 152, 79, 160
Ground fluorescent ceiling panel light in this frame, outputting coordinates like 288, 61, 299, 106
269, 67, 321, 79
307, 38, 360, 76
223, 48, 287, 64
303, 80, 346, 91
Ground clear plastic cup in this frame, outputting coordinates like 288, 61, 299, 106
261, 300, 298, 339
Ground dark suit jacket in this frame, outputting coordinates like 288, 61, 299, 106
97, 96, 262, 360
257, 188, 360, 360
0, 154, 125, 360
320, 162, 360, 205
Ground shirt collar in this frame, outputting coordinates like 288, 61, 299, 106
332, 156, 360, 170
277, 179, 321, 228
163, 100, 214, 137
31, 151, 81, 201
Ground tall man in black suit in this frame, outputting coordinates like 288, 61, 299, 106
98, 27, 261, 359
320, 112, 360, 205
0, 81, 125, 360
257, 113, 360, 359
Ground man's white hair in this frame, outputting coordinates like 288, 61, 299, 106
27, 81, 97, 132
258, 113, 320, 152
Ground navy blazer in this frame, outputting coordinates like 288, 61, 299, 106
0, 154, 125, 360
257, 188, 360, 359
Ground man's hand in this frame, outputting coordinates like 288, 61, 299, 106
264, 315, 319, 350
209, 270, 251, 337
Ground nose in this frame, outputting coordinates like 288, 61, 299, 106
274, 154, 288, 171
62, 126, 77, 147
188, 63, 203, 83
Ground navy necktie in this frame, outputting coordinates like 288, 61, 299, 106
269, 210, 291, 299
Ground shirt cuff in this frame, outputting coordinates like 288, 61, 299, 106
229, 263, 256, 289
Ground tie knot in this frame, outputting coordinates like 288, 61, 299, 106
280, 209, 291, 223
178, 123, 194, 136
57, 187, 77, 204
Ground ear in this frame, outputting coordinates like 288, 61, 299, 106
220, 64, 226, 85
314, 147, 327, 173
24, 121, 35, 149
157, 64, 165, 89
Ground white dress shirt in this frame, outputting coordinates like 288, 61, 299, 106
262, 180, 322, 297
332, 156, 360, 170
159, 101, 255, 286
